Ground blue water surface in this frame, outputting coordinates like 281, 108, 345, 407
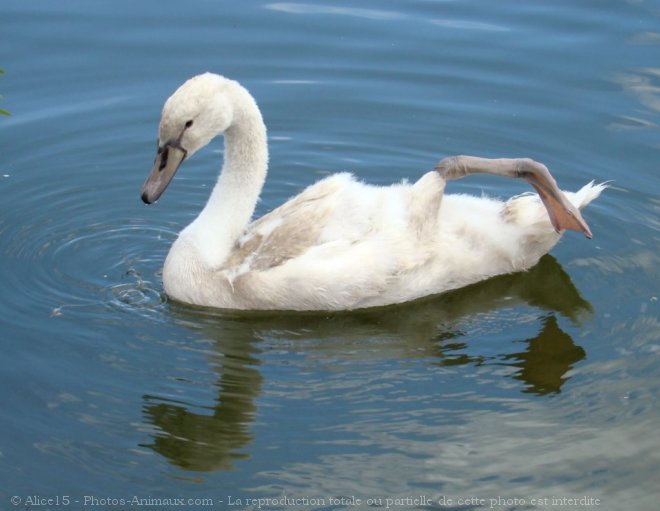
1, 1, 658, 510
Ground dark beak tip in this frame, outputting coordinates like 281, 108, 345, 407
141, 190, 154, 205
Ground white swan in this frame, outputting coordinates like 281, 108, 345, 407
141, 73, 604, 311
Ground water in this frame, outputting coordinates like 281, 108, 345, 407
1, 0, 658, 509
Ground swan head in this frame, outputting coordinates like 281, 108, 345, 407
141, 73, 234, 204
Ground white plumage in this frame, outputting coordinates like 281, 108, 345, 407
141, 73, 605, 311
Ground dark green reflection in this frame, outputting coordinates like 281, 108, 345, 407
503, 314, 586, 395
141, 329, 262, 472
142, 255, 591, 471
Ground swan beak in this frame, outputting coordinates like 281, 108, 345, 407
141, 144, 187, 204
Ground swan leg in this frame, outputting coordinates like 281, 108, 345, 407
433, 155, 592, 238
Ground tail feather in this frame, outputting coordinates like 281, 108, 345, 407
503, 181, 607, 229
564, 181, 609, 210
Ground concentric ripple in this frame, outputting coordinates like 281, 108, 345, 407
1, 174, 178, 325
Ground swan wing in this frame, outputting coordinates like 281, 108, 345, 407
221, 173, 361, 274
217, 170, 449, 309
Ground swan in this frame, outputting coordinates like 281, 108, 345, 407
141, 72, 604, 311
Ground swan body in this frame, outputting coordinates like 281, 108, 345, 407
142, 73, 604, 311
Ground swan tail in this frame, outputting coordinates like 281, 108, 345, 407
564, 180, 609, 210
503, 181, 607, 231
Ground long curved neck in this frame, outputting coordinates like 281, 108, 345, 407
182, 85, 268, 270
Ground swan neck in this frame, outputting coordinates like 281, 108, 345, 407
184, 85, 268, 269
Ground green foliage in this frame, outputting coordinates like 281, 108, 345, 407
0, 69, 9, 116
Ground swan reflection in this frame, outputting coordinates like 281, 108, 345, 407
141, 255, 590, 471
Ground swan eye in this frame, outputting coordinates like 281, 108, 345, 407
185, 119, 194, 129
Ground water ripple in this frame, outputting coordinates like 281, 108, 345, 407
1, 176, 175, 323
